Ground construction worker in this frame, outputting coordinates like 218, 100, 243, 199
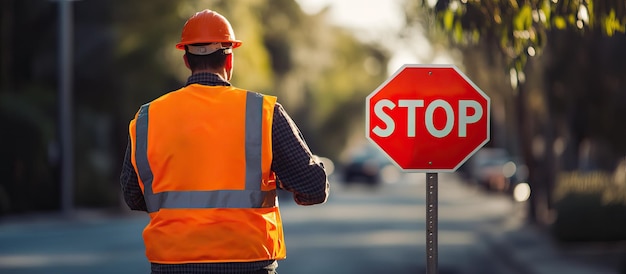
120, 9, 329, 274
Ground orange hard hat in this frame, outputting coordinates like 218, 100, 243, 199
176, 9, 242, 51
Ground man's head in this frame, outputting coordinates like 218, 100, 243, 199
183, 43, 231, 72
176, 10, 241, 80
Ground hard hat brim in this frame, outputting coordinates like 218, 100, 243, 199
176, 40, 242, 50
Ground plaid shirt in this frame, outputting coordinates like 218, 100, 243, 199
120, 73, 329, 273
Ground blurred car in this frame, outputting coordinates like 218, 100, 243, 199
465, 148, 528, 194
313, 155, 335, 176
341, 144, 399, 186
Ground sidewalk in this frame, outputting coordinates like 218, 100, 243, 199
483, 203, 626, 274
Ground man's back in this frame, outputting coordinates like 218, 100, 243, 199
122, 9, 329, 273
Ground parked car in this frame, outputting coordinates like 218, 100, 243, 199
465, 148, 527, 194
341, 144, 398, 186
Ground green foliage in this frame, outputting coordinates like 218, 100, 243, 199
111, 0, 186, 116
514, 5, 533, 31
554, 171, 626, 206
417, 0, 626, 73
552, 193, 626, 242
603, 10, 626, 35
552, 171, 626, 242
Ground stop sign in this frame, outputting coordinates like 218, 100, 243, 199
366, 64, 490, 172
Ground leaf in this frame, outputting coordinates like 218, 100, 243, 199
536, 28, 546, 49
602, 10, 626, 36
541, 1, 551, 25
443, 10, 455, 30
500, 28, 510, 49
586, 1, 595, 27
514, 5, 533, 30
454, 21, 464, 42
554, 16, 567, 29
472, 29, 481, 42
568, 14, 576, 25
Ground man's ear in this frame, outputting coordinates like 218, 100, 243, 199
183, 54, 190, 69
225, 53, 233, 71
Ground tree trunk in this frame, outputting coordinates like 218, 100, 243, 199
516, 80, 538, 223
0, 0, 14, 90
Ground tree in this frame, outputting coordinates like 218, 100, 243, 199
405, 0, 626, 224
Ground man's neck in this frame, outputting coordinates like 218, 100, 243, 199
192, 68, 228, 81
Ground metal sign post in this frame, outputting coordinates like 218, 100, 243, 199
426, 172, 438, 274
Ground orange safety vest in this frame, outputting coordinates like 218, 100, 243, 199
128, 84, 286, 263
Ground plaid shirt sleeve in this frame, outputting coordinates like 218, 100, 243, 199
271, 103, 329, 205
120, 137, 147, 212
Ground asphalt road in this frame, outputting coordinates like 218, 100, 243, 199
277, 173, 523, 274
0, 173, 524, 274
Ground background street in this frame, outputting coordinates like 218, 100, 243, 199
0, 173, 623, 274
278, 173, 522, 274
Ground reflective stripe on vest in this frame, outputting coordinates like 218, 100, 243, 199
134, 92, 275, 213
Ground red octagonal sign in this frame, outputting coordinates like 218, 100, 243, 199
366, 64, 490, 172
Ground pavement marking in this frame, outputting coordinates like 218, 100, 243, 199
287, 229, 477, 247
0, 254, 103, 268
